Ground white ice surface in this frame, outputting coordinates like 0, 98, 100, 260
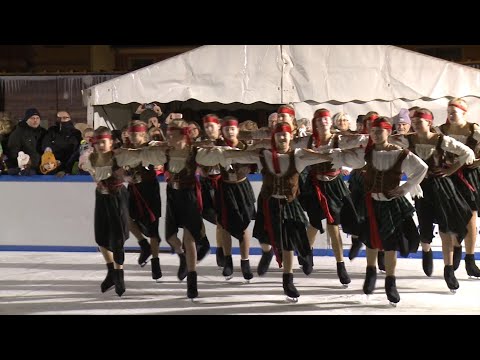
0, 251, 479, 315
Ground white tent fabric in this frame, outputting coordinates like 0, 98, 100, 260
84, 45, 480, 127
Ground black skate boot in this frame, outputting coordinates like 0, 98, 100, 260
385, 275, 400, 305
177, 252, 188, 281
453, 246, 462, 271
222, 255, 234, 280
337, 262, 351, 287
151, 257, 162, 280
377, 251, 385, 272
257, 248, 274, 276
100, 262, 115, 293
187, 271, 198, 299
196, 236, 211, 262
444, 265, 459, 293
465, 254, 480, 278
422, 249, 433, 277
348, 237, 363, 260
301, 250, 314, 276
138, 238, 151, 267
113, 269, 125, 297
241, 259, 253, 281
282, 273, 300, 302
363, 266, 377, 295
216, 247, 225, 267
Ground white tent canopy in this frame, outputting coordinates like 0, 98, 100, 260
84, 45, 480, 128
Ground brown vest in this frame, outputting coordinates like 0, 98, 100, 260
165, 147, 198, 188
218, 140, 251, 182
407, 133, 446, 175
307, 134, 340, 175
440, 122, 478, 155
364, 145, 409, 198
259, 149, 299, 203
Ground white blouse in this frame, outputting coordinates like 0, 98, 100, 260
390, 135, 474, 166
293, 133, 370, 152
83, 159, 113, 182
197, 147, 330, 176
330, 147, 427, 200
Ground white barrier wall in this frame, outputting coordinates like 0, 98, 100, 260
0, 177, 477, 254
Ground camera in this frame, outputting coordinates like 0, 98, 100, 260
144, 103, 155, 110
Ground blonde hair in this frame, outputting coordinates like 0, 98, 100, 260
448, 97, 468, 112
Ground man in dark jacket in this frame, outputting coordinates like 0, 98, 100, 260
7, 108, 47, 171
41, 110, 82, 172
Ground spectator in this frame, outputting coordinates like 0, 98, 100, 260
392, 108, 412, 135
332, 112, 354, 134
64, 127, 95, 175
7, 108, 47, 171
295, 118, 312, 137
267, 112, 278, 130
0, 117, 14, 167
187, 121, 202, 142
355, 115, 365, 133
41, 110, 82, 171
111, 129, 123, 149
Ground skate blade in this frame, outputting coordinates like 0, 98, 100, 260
224, 275, 233, 281
468, 275, 480, 279
155, 278, 162, 283
378, 270, 386, 274
389, 301, 398, 307
341, 283, 349, 288
188, 297, 198, 303
243, 279, 252, 284
449, 289, 457, 294
102, 285, 115, 293
285, 296, 299, 303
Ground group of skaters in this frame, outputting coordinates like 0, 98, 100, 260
83, 98, 480, 306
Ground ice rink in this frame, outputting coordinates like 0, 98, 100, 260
0, 250, 479, 315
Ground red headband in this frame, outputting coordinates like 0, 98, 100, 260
128, 125, 148, 133
278, 107, 295, 116
314, 110, 331, 119
414, 112, 433, 121
449, 103, 467, 112
203, 116, 220, 124
273, 124, 292, 134
222, 119, 238, 128
366, 114, 379, 122
94, 134, 112, 140
371, 121, 392, 130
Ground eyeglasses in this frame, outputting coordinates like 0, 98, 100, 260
58, 116, 70, 119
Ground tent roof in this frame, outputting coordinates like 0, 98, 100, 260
85, 45, 480, 106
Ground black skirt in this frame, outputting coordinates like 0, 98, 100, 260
360, 196, 420, 256
215, 179, 256, 241
94, 186, 130, 250
165, 185, 204, 244
451, 167, 480, 213
199, 176, 219, 225
348, 169, 367, 223
299, 174, 360, 235
128, 178, 161, 239
414, 176, 472, 243
253, 193, 310, 265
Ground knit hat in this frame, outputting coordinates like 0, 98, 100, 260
23, 108, 41, 122
40, 148, 58, 174
392, 108, 411, 126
